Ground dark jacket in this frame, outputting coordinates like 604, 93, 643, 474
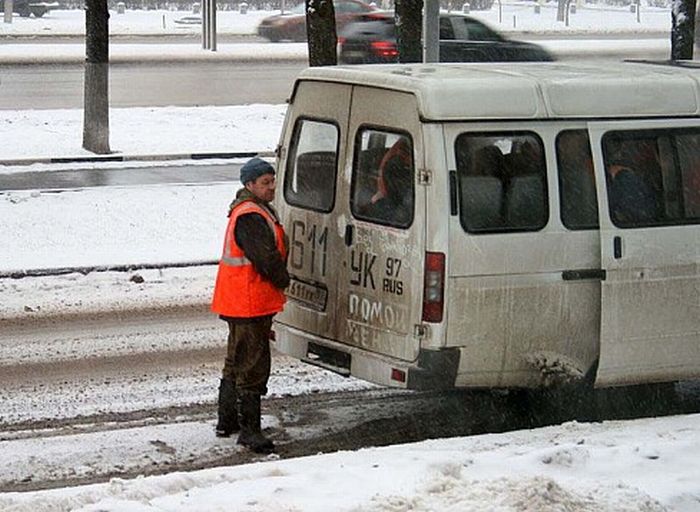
229, 188, 290, 290
221, 188, 290, 322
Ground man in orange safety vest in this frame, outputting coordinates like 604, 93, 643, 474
211, 157, 289, 454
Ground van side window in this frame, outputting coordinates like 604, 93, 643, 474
556, 130, 599, 230
351, 129, 414, 228
455, 132, 548, 233
284, 118, 339, 212
602, 129, 700, 228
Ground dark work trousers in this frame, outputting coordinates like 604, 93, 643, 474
222, 316, 273, 395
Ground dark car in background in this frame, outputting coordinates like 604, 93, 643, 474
338, 12, 554, 64
258, 0, 377, 42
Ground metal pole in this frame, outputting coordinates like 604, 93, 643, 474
210, 0, 217, 51
202, 0, 209, 49
202, 0, 217, 51
423, 0, 439, 63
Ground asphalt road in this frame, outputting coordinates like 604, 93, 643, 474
0, 162, 241, 191
0, 32, 669, 44
0, 61, 305, 109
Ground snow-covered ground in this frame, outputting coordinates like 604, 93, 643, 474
1, 7, 699, 510
1, 413, 699, 511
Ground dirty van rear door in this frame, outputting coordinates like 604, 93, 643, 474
589, 120, 700, 386
277, 80, 351, 343
335, 86, 426, 362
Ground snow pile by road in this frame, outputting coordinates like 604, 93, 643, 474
0, 105, 286, 160
2, 413, 699, 511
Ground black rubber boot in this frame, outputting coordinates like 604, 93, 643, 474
237, 392, 274, 454
215, 378, 239, 438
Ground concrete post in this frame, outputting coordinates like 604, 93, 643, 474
4, 0, 13, 24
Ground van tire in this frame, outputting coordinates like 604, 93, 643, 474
509, 364, 598, 426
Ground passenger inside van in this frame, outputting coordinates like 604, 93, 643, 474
367, 155, 413, 226
371, 137, 412, 204
605, 138, 663, 225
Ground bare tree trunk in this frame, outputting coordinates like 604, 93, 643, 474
396, 0, 423, 63
83, 0, 111, 154
306, 0, 337, 67
671, 0, 696, 59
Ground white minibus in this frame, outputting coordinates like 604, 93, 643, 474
272, 61, 700, 394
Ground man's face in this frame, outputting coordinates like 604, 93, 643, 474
245, 173, 276, 202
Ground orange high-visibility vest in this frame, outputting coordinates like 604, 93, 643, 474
211, 200, 287, 318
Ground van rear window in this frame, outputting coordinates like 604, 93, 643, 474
284, 118, 339, 213
455, 132, 548, 233
602, 129, 700, 228
351, 128, 414, 228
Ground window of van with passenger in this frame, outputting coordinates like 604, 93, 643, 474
455, 132, 548, 233
556, 130, 599, 230
602, 129, 700, 228
351, 128, 414, 228
283, 118, 339, 212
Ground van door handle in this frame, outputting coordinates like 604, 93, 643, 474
613, 236, 622, 259
344, 224, 354, 246
562, 269, 606, 281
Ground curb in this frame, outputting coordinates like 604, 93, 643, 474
0, 150, 276, 167
0, 259, 219, 280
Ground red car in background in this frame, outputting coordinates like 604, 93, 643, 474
257, 0, 378, 42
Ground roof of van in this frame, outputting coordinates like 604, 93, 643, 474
294, 61, 700, 120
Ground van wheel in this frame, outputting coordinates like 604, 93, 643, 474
507, 365, 598, 426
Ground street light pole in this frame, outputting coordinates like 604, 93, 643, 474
202, 0, 217, 51
423, 0, 439, 62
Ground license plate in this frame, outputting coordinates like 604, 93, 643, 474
287, 277, 328, 311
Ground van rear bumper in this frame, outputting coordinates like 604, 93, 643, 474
273, 322, 459, 390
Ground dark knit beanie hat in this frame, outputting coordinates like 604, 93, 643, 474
240, 157, 275, 185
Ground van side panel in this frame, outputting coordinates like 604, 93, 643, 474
444, 122, 600, 388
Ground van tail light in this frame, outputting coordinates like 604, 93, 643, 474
422, 252, 445, 323
370, 40, 398, 58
